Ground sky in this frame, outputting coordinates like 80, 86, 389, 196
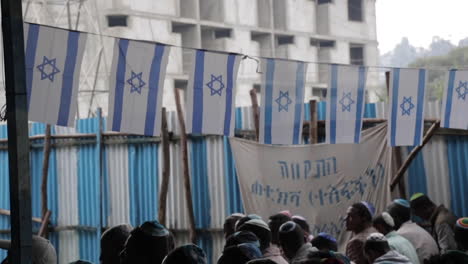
376, 0, 468, 54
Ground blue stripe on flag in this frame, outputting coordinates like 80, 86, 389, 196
354, 66, 366, 143
444, 69, 457, 128
25, 24, 40, 110
57, 31, 80, 126
223, 54, 236, 136
414, 69, 426, 145
264, 59, 275, 144
293, 62, 305, 144
192, 50, 205, 134
330, 64, 338, 144
144, 44, 165, 136
390, 68, 400, 147
112, 39, 129, 131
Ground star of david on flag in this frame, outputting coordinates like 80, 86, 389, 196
108, 39, 170, 136
260, 59, 307, 145
388, 68, 426, 146
326, 64, 367, 144
206, 74, 225, 96
185, 50, 241, 136
441, 70, 468, 129
24, 22, 87, 127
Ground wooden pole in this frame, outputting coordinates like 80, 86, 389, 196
2, 0, 33, 262
309, 100, 318, 144
249, 89, 260, 141
40, 125, 52, 238
173, 87, 197, 244
158, 108, 170, 227
390, 121, 440, 190
37, 211, 51, 237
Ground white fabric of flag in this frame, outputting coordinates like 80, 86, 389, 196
24, 23, 87, 127
259, 59, 307, 145
326, 64, 367, 144
388, 68, 427, 147
107, 39, 170, 136
185, 50, 241, 136
441, 69, 468, 130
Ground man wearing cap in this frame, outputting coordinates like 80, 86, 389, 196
363, 233, 411, 264
268, 213, 291, 262
410, 193, 458, 254
292, 215, 312, 242
372, 212, 419, 264
162, 244, 208, 264
120, 220, 172, 264
279, 221, 317, 263
0, 235, 57, 264
218, 243, 263, 264
387, 199, 439, 263
345, 202, 378, 264
100, 224, 132, 264
311, 233, 351, 264
224, 213, 245, 239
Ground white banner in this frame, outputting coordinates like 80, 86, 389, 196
229, 124, 393, 249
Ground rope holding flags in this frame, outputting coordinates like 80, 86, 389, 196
20, 21, 468, 146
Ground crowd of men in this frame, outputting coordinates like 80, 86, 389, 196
0, 193, 467, 263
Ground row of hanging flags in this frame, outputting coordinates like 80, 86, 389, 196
23, 23, 468, 147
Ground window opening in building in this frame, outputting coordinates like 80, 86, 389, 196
318, 0, 332, 4
277, 35, 294, 46
214, 29, 232, 39
350, 44, 364, 65
107, 15, 128, 27
348, 0, 363, 21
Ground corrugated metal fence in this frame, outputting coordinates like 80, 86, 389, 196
0, 102, 467, 263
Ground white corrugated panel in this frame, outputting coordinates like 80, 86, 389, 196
54, 126, 80, 263
206, 137, 226, 229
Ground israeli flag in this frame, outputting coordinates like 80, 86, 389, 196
24, 23, 87, 126
185, 50, 241, 136
441, 69, 468, 129
388, 68, 427, 146
107, 39, 170, 136
259, 59, 307, 145
326, 64, 367, 144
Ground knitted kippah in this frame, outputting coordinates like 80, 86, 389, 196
318, 232, 337, 243
410, 193, 425, 201
245, 219, 271, 231
382, 212, 395, 227
366, 233, 387, 242
393, 199, 410, 208
279, 221, 297, 232
456, 217, 468, 229
247, 214, 262, 220
292, 215, 306, 221
140, 220, 169, 237
279, 210, 292, 218
361, 201, 376, 217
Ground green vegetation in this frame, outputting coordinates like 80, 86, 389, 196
409, 46, 468, 100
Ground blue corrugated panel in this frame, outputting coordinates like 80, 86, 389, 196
190, 138, 211, 228
406, 146, 428, 196
0, 126, 10, 260
197, 233, 213, 264
446, 136, 468, 217
364, 103, 377, 118
317, 101, 326, 121
235, 107, 242, 131
223, 137, 244, 214
128, 142, 159, 226
304, 103, 310, 121
77, 118, 101, 263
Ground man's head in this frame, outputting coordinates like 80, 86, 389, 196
100, 224, 132, 264
0, 235, 57, 264
120, 220, 171, 264
386, 199, 411, 229
346, 202, 374, 232
372, 212, 395, 236
235, 214, 262, 232
310, 233, 338, 252
224, 213, 245, 239
292, 215, 310, 239
278, 221, 306, 260
410, 193, 436, 221
454, 217, 468, 251
238, 219, 272, 252
218, 243, 262, 264
268, 213, 291, 245
363, 233, 391, 264
225, 231, 260, 249
162, 244, 207, 264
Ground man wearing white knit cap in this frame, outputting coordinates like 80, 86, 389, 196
363, 233, 411, 264
372, 212, 419, 264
